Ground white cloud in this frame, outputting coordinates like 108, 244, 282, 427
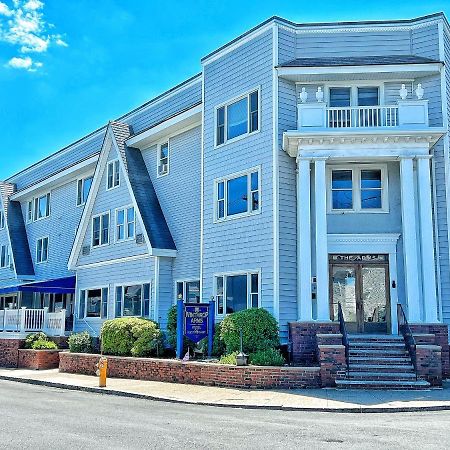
5, 55, 42, 71
0, 0, 67, 71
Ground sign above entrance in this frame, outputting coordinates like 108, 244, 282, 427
330, 254, 388, 263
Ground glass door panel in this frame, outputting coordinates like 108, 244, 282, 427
361, 266, 388, 324
331, 266, 357, 322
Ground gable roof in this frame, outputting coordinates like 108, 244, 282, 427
278, 55, 442, 68
68, 121, 176, 269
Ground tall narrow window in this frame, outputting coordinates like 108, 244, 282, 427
360, 169, 382, 209
158, 142, 169, 176
27, 201, 33, 223
33, 193, 50, 220
36, 237, 49, 263
116, 207, 135, 241
0, 210, 4, 230
0, 245, 9, 268
216, 107, 225, 146
331, 170, 353, 210
107, 160, 120, 190
249, 91, 259, 133
92, 212, 110, 247
77, 176, 93, 206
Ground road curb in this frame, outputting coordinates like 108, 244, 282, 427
1, 374, 450, 413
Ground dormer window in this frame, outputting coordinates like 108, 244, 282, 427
158, 142, 169, 177
107, 160, 120, 190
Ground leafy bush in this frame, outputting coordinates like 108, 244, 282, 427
218, 351, 238, 365
68, 332, 93, 353
198, 321, 226, 357
249, 348, 285, 366
101, 317, 163, 357
31, 339, 58, 350
166, 305, 195, 354
220, 308, 279, 354
24, 332, 48, 349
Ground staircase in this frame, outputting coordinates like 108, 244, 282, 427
335, 334, 430, 390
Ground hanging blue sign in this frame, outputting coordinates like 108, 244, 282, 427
184, 303, 209, 343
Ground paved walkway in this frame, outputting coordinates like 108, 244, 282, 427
0, 368, 449, 412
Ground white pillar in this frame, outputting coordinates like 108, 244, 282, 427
314, 158, 329, 320
297, 158, 312, 321
400, 157, 421, 322
417, 156, 439, 322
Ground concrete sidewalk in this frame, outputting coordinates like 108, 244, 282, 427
0, 368, 449, 413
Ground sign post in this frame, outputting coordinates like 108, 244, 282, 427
176, 299, 184, 359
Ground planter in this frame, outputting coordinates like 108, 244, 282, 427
18, 349, 62, 370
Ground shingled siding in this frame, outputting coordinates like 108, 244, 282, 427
202, 30, 275, 313
74, 256, 155, 335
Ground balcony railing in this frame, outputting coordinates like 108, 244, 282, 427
0, 307, 66, 336
327, 105, 399, 129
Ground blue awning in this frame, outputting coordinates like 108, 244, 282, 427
0, 276, 76, 295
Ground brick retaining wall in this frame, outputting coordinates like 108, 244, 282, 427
59, 352, 321, 389
18, 349, 61, 370
0, 339, 24, 368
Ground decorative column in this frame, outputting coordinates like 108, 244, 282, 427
297, 157, 312, 321
417, 156, 439, 322
399, 157, 421, 322
314, 158, 329, 320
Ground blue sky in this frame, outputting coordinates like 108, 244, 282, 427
0, 0, 448, 179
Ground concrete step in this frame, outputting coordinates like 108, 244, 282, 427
346, 371, 417, 381
349, 356, 412, 365
335, 379, 430, 390
349, 349, 408, 357
348, 364, 415, 373
349, 342, 406, 349
348, 334, 404, 342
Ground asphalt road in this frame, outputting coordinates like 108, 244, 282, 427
1, 380, 449, 450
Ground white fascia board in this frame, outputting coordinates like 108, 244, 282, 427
126, 105, 202, 150
11, 155, 98, 201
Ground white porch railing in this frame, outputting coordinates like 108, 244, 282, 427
0, 307, 66, 336
327, 105, 399, 129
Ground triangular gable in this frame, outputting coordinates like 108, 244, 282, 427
68, 121, 176, 270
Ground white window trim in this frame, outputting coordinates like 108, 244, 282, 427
114, 281, 151, 318
106, 159, 120, 191
326, 164, 389, 214
115, 205, 136, 243
36, 236, 49, 264
175, 279, 201, 304
28, 192, 51, 223
91, 211, 110, 248
214, 87, 261, 149
0, 244, 10, 269
0, 210, 5, 230
76, 176, 93, 207
157, 141, 170, 178
80, 286, 109, 320
26, 200, 33, 224
213, 166, 261, 223
213, 269, 261, 317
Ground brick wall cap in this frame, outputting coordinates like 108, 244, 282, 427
318, 344, 345, 349
416, 344, 441, 350
18, 349, 62, 353
316, 333, 343, 338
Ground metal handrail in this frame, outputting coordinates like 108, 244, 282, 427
397, 303, 417, 378
337, 302, 350, 374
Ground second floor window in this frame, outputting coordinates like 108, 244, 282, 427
216, 168, 260, 221
27, 193, 51, 223
92, 212, 110, 247
116, 206, 135, 242
158, 142, 169, 176
216, 89, 259, 146
36, 237, 49, 264
107, 160, 120, 190
77, 176, 93, 206
0, 245, 10, 268
0, 210, 4, 229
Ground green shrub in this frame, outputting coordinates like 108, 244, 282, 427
249, 348, 285, 366
166, 305, 195, 354
218, 351, 238, 365
198, 321, 226, 357
101, 317, 163, 357
24, 332, 48, 349
220, 308, 279, 354
68, 332, 93, 353
31, 339, 58, 350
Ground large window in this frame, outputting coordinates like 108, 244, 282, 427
0, 245, 10, 268
116, 206, 135, 242
215, 168, 260, 221
77, 176, 93, 206
215, 272, 259, 315
0, 210, 4, 230
115, 283, 151, 318
216, 89, 259, 146
79, 288, 108, 319
27, 193, 51, 223
92, 212, 110, 247
176, 280, 200, 303
158, 142, 169, 177
107, 160, 120, 190
36, 237, 49, 264
328, 165, 388, 213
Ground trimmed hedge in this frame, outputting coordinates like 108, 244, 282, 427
68, 332, 93, 353
101, 317, 163, 357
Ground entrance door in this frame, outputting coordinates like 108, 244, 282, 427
329, 254, 390, 333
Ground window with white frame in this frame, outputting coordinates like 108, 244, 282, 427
176, 280, 200, 303
79, 287, 108, 319
216, 89, 259, 146
116, 206, 135, 241
216, 168, 260, 221
27, 193, 51, 223
0, 210, 4, 230
27, 200, 33, 223
36, 237, 49, 264
158, 142, 169, 176
0, 244, 10, 268
107, 160, 120, 190
328, 165, 388, 213
92, 212, 110, 247
77, 176, 93, 206
215, 272, 259, 315
115, 283, 151, 318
